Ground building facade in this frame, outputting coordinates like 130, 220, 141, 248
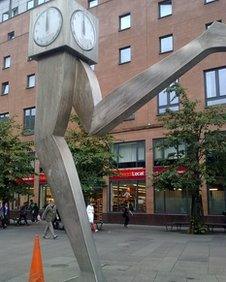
0, 0, 225, 223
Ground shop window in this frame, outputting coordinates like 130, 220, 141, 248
8, 31, 15, 40
205, 20, 222, 29
3, 56, 11, 69
2, 82, 10, 95
119, 46, 131, 64
38, 0, 45, 4
88, 0, 98, 8
153, 139, 185, 166
155, 188, 191, 214
110, 180, 146, 212
27, 74, 36, 88
27, 0, 34, 10
204, 67, 226, 106
2, 12, 9, 22
208, 186, 226, 215
158, 0, 172, 18
160, 34, 173, 53
0, 112, 9, 122
23, 107, 36, 134
119, 13, 131, 31
158, 81, 179, 114
112, 141, 145, 168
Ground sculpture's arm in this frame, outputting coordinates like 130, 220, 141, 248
88, 22, 226, 135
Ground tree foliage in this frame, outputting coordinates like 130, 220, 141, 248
153, 83, 226, 233
66, 115, 115, 193
0, 119, 34, 201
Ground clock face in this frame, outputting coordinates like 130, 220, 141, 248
70, 10, 96, 51
33, 7, 63, 47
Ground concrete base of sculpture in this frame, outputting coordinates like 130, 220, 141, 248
35, 22, 226, 281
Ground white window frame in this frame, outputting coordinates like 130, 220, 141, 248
2, 82, 10, 95
119, 46, 131, 64
119, 13, 131, 31
160, 34, 173, 53
27, 74, 36, 88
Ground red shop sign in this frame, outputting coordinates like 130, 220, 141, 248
153, 165, 186, 175
110, 168, 146, 180
22, 172, 47, 186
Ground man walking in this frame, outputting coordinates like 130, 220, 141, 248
42, 200, 57, 239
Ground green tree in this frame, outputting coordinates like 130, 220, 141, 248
153, 83, 226, 234
66, 115, 115, 197
0, 119, 34, 202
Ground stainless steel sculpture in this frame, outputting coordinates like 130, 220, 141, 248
30, 2, 226, 278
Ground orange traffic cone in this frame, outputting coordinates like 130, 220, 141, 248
28, 235, 45, 282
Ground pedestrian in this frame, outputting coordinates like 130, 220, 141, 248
86, 202, 98, 232
42, 200, 58, 239
32, 203, 39, 222
17, 202, 29, 225
122, 203, 133, 228
0, 201, 5, 229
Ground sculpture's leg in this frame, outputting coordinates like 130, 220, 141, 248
35, 52, 105, 282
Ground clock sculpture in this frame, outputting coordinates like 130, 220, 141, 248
28, 0, 226, 280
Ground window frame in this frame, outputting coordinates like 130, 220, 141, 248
119, 13, 131, 31
12, 7, 18, 17
1, 81, 10, 95
27, 0, 35, 10
158, 0, 172, 19
0, 112, 9, 121
157, 81, 179, 114
204, 0, 218, 4
2, 12, 9, 22
23, 107, 36, 134
159, 34, 173, 54
27, 74, 36, 89
3, 55, 11, 69
88, 0, 98, 8
205, 20, 222, 29
204, 66, 226, 107
119, 46, 131, 65
7, 31, 15, 40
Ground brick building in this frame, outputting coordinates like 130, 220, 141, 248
0, 0, 225, 224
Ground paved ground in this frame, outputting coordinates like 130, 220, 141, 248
1, 223, 226, 282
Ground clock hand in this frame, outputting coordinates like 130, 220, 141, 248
82, 14, 86, 36
46, 10, 49, 32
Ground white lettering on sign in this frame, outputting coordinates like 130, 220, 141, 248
132, 171, 145, 177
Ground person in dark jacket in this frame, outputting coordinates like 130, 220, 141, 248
1, 202, 9, 228
32, 203, 39, 222
17, 202, 29, 225
122, 203, 133, 228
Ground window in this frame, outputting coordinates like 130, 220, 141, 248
153, 139, 185, 166
158, 82, 179, 114
2, 82, 10, 95
8, 31, 15, 40
24, 107, 36, 133
119, 13, 131, 31
2, 12, 9, 22
124, 113, 135, 121
12, 7, 18, 17
204, 0, 218, 4
205, 20, 222, 29
88, 0, 98, 8
119, 46, 131, 64
27, 74, 36, 88
38, 0, 45, 4
160, 34, 173, 53
27, 0, 34, 10
0, 112, 9, 122
204, 67, 226, 106
110, 180, 146, 212
3, 56, 11, 69
159, 0, 172, 18
155, 188, 191, 214
112, 141, 145, 168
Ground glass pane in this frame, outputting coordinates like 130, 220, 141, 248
169, 91, 179, 104
111, 182, 118, 212
120, 14, 131, 30
207, 98, 226, 106
160, 36, 173, 53
158, 90, 167, 106
120, 47, 131, 64
159, 107, 167, 114
12, 7, 18, 16
137, 141, 145, 161
89, 0, 98, 8
3, 83, 9, 94
165, 190, 188, 214
31, 108, 36, 116
165, 146, 177, 159
27, 0, 34, 10
160, 2, 172, 17
2, 13, 9, 21
205, 70, 216, 98
28, 75, 35, 87
168, 105, 179, 112
137, 181, 146, 212
38, 0, 45, 4
118, 142, 137, 163
155, 189, 164, 213
154, 140, 163, 161
219, 68, 226, 97
4, 57, 11, 68
208, 187, 225, 215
